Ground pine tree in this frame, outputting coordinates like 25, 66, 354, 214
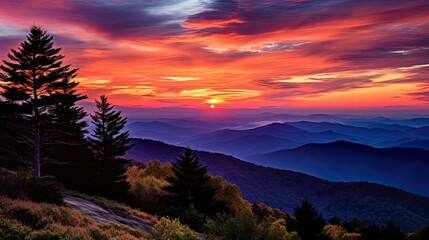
382, 221, 405, 240
89, 95, 132, 198
360, 224, 382, 240
163, 148, 224, 217
0, 26, 78, 177
45, 76, 99, 192
294, 200, 330, 240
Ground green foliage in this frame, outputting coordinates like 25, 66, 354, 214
324, 225, 360, 240
126, 162, 171, 213
294, 200, 330, 240
8, 207, 45, 229
89, 95, 132, 199
209, 176, 248, 214
26, 178, 64, 205
206, 210, 299, 240
0, 218, 32, 240
163, 148, 224, 218
205, 209, 257, 240
151, 217, 200, 240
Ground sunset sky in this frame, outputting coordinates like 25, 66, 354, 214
0, 0, 428, 111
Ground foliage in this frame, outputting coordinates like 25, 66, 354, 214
294, 200, 330, 240
205, 209, 299, 240
126, 161, 171, 213
163, 148, 224, 218
209, 176, 249, 214
151, 217, 200, 240
407, 225, 429, 240
324, 225, 360, 240
0, 196, 150, 240
89, 95, 132, 199
360, 224, 383, 240
383, 220, 406, 240
26, 177, 64, 205
0, 168, 25, 199
0, 26, 81, 178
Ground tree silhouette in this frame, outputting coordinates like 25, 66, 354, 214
163, 148, 223, 217
0, 26, 80, 177
89, 95, 132, 198
360, 224, 382, 240
294, 200, 330, 240
382, 221, 405, 240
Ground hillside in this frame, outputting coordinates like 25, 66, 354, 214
248, 141, 429, 197
127, 139, 429, 232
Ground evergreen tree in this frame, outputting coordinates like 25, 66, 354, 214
89, 95, 132, 198
382, 221, 405, 240
44, 71, 98, 192
360, 224, 382, 240
294, 200, 330, 240
0, 26, 78, 177
163, 148, 224, 217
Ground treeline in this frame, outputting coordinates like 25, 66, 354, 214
0, 26, 132, 198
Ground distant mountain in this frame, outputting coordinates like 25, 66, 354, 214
347, 117, 429, 128
249, 141, 429, 197
396, 140, 429, 151
287, 121, 409, 145
125, 121, 209, 144
182, 123, 361, 158
127, 139, 429, 232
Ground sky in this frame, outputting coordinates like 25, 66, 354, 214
0, 0, 429, 112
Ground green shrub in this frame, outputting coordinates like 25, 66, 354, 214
25, 230, 63, 240
8, 206, 45, 229
151, 217, 200, 240
0, 218, 32, 240
26, 178, 64, 205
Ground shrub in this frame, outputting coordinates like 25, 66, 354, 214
0, 218, 32, 240
0, 168, 24, 199
205, 210, 257, 240
151, 217, 200, 240
26, 178, 64, 205
8, 206, 45, 229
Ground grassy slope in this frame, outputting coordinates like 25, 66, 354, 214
0, 196, 150, 240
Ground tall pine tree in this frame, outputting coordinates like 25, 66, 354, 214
163, 148, 224, 217
45, 74, 98, 192
0, 26, 79, 177
89, 95, 132, 198
294, 200, 330, 240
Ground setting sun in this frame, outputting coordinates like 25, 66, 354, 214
210, 104, 215, 109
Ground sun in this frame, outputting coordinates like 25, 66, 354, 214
210, 104, 215, 109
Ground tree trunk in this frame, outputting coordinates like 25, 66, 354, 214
34, 122, 41, 178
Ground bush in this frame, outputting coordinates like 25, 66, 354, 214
0, 168, 24, 199
8, 206, 45, 229
0, 218, 32, 240
205, 210, 257, 240
151, 217, 200, 240
26, 178, 64, 205
25, 230, 63, 240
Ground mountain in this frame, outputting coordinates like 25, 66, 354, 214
127, 139, 429, 232
287, 121, 410, 145
125, 121, 209, 144
249, 141, 429, 197
182, 123, 361, 158
396, 140, 429, 151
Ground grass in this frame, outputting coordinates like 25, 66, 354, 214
0, 196, 150, 240
67, 190, 158, 225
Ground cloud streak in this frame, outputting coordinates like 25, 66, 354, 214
0, 0, 428, 109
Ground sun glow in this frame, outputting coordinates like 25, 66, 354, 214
210, 104, 215, 109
